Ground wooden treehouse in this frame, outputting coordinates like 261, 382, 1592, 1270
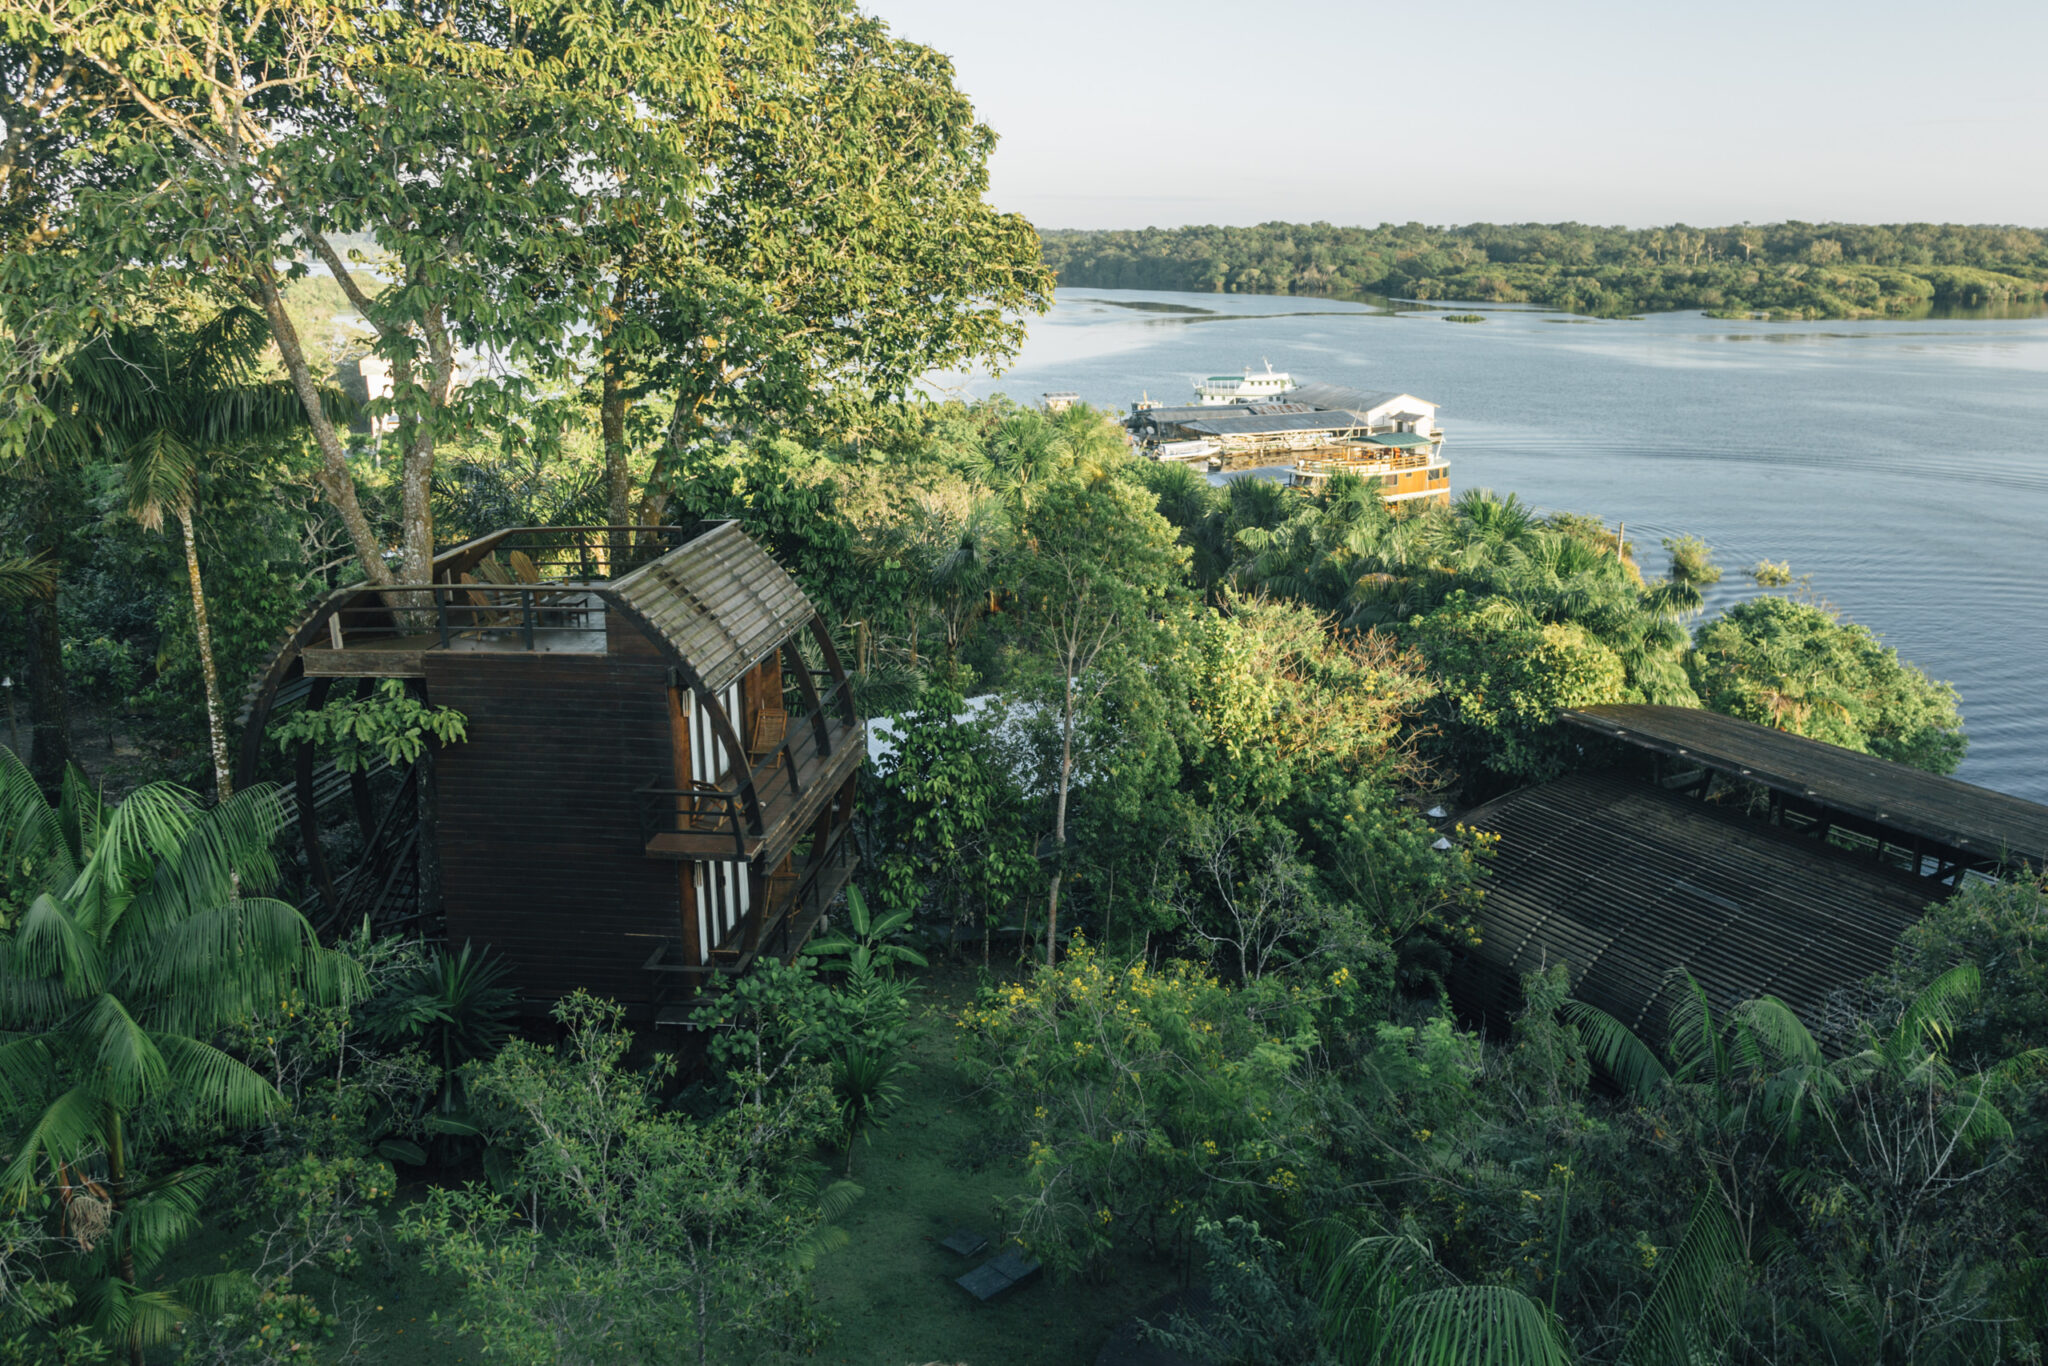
238, 523, 863, 1021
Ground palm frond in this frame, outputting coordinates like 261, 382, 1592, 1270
0, 745, 69, 885
1377, 1285, 1573, 1366
12, 892, 106, 996
79, 992, 170, 1109
123, 896, 323, 1033
0, 552, 58, 604
1665, 974, 1728, 1086
1619, 1195, 1745, 1366
1892, 962, 1980, 1058
155, 1033, 283, 1128
123, 427, 199, 530
118, 1163, 216, 1269
0, 1084, 107, 1194
1563, 1000, 1670, 1100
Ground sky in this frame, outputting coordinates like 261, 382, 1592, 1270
861, 0, 2048, 230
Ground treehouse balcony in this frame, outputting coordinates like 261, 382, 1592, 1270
295, 526, 707, 678
637, 673, 864, 863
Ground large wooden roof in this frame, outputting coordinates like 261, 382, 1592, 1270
609, 520, 816, 694
1450, 770, 1935, 1043
1561, 705, 2048, 868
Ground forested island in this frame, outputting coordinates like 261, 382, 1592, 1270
5, 2, 2048, 1364
1042, 221, 2048, 318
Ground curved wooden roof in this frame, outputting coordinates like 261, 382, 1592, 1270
1449, 770, 1935, 1043
609, 520, 816, 694
1561, 705, 2048, 868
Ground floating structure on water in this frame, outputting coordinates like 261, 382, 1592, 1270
1194, 361, 1298, 405
1128, 375, 1449, 506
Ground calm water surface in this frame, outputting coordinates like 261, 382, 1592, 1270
929, 291, 2048, 802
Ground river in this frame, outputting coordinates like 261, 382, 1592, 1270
927, 289, 2048, 802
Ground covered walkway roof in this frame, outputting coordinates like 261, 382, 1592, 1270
1561, 705, 2048, 870
1450, 770, 1936, 1042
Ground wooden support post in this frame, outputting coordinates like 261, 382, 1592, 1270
296, 677, 340, 918
349, 677, 377, 842
786, 639, 830, 756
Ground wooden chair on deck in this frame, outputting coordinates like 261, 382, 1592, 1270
749, 702, 789, 760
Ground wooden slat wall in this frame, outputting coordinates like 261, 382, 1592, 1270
427, 652, 678, 1010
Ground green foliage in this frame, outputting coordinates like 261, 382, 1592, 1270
868, 689, 1037, 954
361, 940, 518, 1128
1405, 592, 1630, 781
1687, 594, 1967, 773
807, 886, 929, 978
404, 993, 848, 1366
1042, 220, 2048, 319
956, 938, 1328, 1278
272, 680, 467, 773
1889, 874, 2048, 1062
0, 749, 363, 1360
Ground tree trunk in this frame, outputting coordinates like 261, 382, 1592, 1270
246, 268, 391, 586
1046, 677, 1076, 967
106, 1106, 143, 1366
600, 297, 634, 537
25, 579, 69, 789
178, 508, 233, 801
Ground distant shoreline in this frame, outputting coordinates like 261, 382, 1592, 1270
1042, 221, 2048, 322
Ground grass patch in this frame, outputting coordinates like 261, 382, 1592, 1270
809, 963, 1179, 1365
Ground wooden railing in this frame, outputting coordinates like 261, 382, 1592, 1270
316, 583, 609, 653
633, 673, 856, 849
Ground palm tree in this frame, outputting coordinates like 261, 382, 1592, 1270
119, 305, 338, 800
1567, 967, 2043, 1365
0, 748, 363, 1361
1309, 1223, 1574, 1365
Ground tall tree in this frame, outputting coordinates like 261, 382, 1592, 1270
604, 6, 1052, 525
1013, 473, 1187, 965
117, 305, 335, 798
0, 0, 752, 585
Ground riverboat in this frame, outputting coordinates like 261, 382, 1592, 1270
1194, 361, 1297, 405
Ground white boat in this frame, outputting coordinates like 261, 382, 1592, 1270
1194, 360, 1297, 406
1153, 438, 1221, 463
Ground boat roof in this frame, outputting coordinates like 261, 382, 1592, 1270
1180, 409, 1374, 437
1289, 382, 1436, 412
1347, 431, 1437, 449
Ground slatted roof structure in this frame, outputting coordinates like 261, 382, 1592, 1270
1179, 409, 1375, 439
1449, 770, 1936, 1043
609, 520, 816, 694
1561, 705, 2048, 872
1287, 383, 1436, 415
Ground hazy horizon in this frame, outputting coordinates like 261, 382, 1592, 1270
864, 0, 2048, 231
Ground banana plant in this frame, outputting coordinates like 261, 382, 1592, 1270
805, 886, 928, 979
